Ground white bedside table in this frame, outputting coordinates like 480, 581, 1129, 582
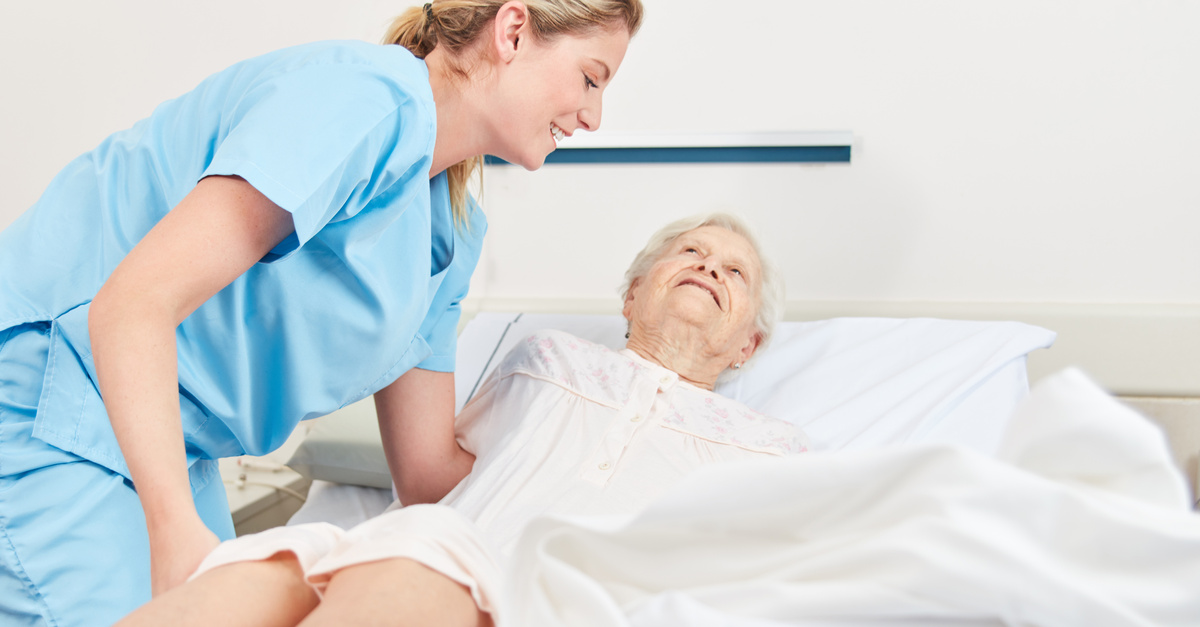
219, 427, 312, 536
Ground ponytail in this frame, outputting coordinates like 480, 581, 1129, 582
384, 3, 494, 230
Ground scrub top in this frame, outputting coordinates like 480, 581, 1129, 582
0, 41, 486, 494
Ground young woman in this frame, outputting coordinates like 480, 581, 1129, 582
0, 1, 642, 625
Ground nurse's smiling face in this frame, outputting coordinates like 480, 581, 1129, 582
485, 19, 630, 169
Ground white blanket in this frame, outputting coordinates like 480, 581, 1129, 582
505, 369, 1200, 626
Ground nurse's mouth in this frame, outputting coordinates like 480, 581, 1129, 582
550, 122, 565, 143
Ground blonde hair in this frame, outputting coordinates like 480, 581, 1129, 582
384, 0, 645, 228
621, 213, 785, 365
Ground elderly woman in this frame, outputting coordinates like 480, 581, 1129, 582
118, 213, 807, 627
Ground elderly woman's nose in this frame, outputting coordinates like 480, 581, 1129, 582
692, 258, 720, 279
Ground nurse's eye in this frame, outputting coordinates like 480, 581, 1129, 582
584, 74, 598, 90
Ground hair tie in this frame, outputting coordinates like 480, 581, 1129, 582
423, 2, 434, 22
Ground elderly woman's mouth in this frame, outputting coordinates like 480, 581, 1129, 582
678, 279, 721, 308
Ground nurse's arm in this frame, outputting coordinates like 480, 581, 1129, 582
375, 368, 476, 505
89, 175, 294, 596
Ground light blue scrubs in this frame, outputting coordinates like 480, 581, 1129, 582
0, 41, 485, 626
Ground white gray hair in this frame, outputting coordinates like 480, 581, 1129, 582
620, 213, 785, 373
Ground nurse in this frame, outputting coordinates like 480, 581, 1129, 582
0, 1, 642, 625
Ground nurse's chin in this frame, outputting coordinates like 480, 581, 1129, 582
485, 148, 548, 171
515, 152, 551, 171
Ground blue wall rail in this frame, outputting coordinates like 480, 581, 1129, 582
484, 131, 852, 166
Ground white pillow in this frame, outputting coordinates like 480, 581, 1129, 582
718, 317, 1056, 452
288, 313, 1056, 487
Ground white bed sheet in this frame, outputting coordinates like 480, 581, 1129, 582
286, 369, 1200, 625
288, 479, 394, 529
503, 369, 1199, 626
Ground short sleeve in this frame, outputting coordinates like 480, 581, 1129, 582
416, 299, 464, 373
202, 60, 435, 260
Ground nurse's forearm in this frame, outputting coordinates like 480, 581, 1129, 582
90, 298, 196, 528
89, 290, 219, 596
397, 442, 476, 505
90, 303, 210, 571
376, 368, 475, 505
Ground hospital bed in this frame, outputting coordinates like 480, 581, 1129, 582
227, 310, 1200, 625
285, 311, 1056, 511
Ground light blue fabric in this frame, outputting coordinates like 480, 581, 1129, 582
0, 41, 485, 624
0, 40, 486, 480
0, 323, 235, 626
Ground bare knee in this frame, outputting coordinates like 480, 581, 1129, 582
301, 558, 490, 627
117, 553, 318, 627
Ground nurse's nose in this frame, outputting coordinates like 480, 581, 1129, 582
578, 98, 602, 132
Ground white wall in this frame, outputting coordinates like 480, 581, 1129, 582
0, 0, 402, 215
3, 2, 1197, 313
476, 0, 1200, 306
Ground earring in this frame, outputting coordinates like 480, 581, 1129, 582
625, 332, 630, 339
733, 363, 741, 370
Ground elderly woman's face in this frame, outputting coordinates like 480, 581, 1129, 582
623, 226, 764, 361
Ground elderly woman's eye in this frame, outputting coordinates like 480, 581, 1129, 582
730, 267, 743, 277
685, 247, 699, 254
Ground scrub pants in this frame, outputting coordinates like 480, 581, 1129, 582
0, 323, 236, 626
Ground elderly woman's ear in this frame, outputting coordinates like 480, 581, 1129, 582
733, 331, 763, 369
621, 278, 640, 321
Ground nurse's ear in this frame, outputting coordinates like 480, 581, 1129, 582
490, 0, 532, 64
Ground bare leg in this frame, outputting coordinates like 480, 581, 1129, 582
116, 553, 319, 627
299, 558, 491, 627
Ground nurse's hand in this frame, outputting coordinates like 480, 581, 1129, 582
148, 513, 221, 596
